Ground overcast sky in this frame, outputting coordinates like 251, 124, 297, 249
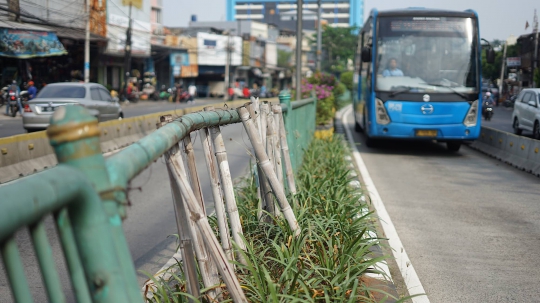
163, 0, 539, 41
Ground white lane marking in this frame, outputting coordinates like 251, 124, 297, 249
343, 106, 430, 303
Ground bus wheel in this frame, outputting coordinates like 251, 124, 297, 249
355, 121, 362, 133
447, 141, 462, 152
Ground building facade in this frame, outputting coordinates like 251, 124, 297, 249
226, 0, 363, 31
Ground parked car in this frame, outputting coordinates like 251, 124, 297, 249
22, 82, 123, 132
511, 88, 540, 139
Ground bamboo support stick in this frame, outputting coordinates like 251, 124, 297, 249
259, 102, 269, 151
160, 116, 200, 302
237, 107, 301, 236
272, 105, 284, 188
246, 103, 273, 222
181, 136, 220, 300
247, 99, 267, 218
275, 105, 297, 195
264, 112, 277, 217
200, 106, 233, 261
165, 150, 201, 302
209, 124, 248, 266
169, 152, 248, 303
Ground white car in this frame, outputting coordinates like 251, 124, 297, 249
512, 88, 540, 139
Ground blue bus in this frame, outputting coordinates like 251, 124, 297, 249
353, 8, 495, 151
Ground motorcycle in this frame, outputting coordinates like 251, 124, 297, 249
174, 89, 193, 103
483, 102, 494, 121
7, 90, 20, 117
159, 87, 172, 101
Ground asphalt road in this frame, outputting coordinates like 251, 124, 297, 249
0, 122, 252, 302
481, 105, 534, 138
345, 110, 540, 302
0, 99, 226, 138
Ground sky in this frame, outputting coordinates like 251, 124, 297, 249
162, 0, 539, 41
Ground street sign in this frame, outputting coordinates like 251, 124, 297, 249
507, 57, 521, 67
122, 0, 142, 9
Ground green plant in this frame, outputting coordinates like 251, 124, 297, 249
147, 136, 404, 302
340, 71, 354, 91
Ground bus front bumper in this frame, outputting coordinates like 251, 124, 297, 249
369, 123, 480, 140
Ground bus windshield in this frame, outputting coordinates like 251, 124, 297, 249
375, 16, 478, 96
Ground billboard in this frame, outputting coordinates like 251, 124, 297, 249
506, 57, 521, 67
0, 29, 67, 58
197, 32, 242, 66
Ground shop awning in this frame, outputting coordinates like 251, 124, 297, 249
0, 21, 67, 58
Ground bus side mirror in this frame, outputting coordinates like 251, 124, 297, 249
361, 47, 372, 62
486, 48, 495, 64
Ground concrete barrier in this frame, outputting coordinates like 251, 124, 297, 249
0, 100, 251, 184
470, 126, 540, 178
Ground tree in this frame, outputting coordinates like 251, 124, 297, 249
278, 49, 292, 68
310, 26, 358, 72
481, 40, 519, 82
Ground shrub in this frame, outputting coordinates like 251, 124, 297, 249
340, 71, 354, 91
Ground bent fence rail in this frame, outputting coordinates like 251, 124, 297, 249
0, 93, 316, 302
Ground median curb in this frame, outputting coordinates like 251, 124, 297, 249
469, 126, 540, 178
0, 100, 250, 184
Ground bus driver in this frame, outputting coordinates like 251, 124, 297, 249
382, 58, 404, 77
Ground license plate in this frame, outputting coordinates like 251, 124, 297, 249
415, 130, 437, 137
42, 106, 55, 112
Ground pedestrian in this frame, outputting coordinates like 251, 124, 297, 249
188, 83, 197, 100
27, 81, 37, 100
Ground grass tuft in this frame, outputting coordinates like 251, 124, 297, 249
145, 135, 397, 302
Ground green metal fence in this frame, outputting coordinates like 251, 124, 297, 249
279, 92, 318, 172
0, 92, 316, 302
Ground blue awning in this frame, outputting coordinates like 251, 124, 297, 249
0, 22, 67, 58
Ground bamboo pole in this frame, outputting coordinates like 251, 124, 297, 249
160, 116, 200, 302
274, 105, 297, 195
272, 105, 284, 187
247, 98, 268, 220
246, 103, 274, 222
209, 123, 247, 266
265, 112, 277, 217
181, 135, 221, 299
168, 152, 248, 303
200, 106, 233, 261
259, 102, 269, 151
237, 107, 301, 236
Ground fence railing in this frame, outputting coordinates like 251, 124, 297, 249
0, 92, 317, 302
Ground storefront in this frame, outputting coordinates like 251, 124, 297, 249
0, 21, 107, 89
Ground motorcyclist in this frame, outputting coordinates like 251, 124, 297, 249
484, 92, 495, 107
5, 80, 22, 116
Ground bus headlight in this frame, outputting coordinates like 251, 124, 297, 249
463, 100, 478, 127
375, 98, 391, 125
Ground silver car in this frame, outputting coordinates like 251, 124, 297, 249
22, 82, 123, 131
512, 88, 540, 139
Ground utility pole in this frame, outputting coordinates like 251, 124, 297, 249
316, 0, 322, 71
533, 9, 539, 88
499, 41, 507, 98
8, 0, 20, 21
224, 32, 232, 101
295, 0, 303, 101
84, 0, 91, 83
123, 3, 133, 100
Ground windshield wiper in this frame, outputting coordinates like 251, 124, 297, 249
388, 86, 422, 97
421, 83, 467, 99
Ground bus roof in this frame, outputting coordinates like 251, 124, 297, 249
370, 8, 478, 19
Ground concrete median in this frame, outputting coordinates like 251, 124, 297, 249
0, 100, 251, 184
470, 126, 540, 178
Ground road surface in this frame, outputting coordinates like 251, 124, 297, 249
0, 99, 226, 138
345, 109, 540, 302
0, 119, 252, 302
482, 105, 534, 138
